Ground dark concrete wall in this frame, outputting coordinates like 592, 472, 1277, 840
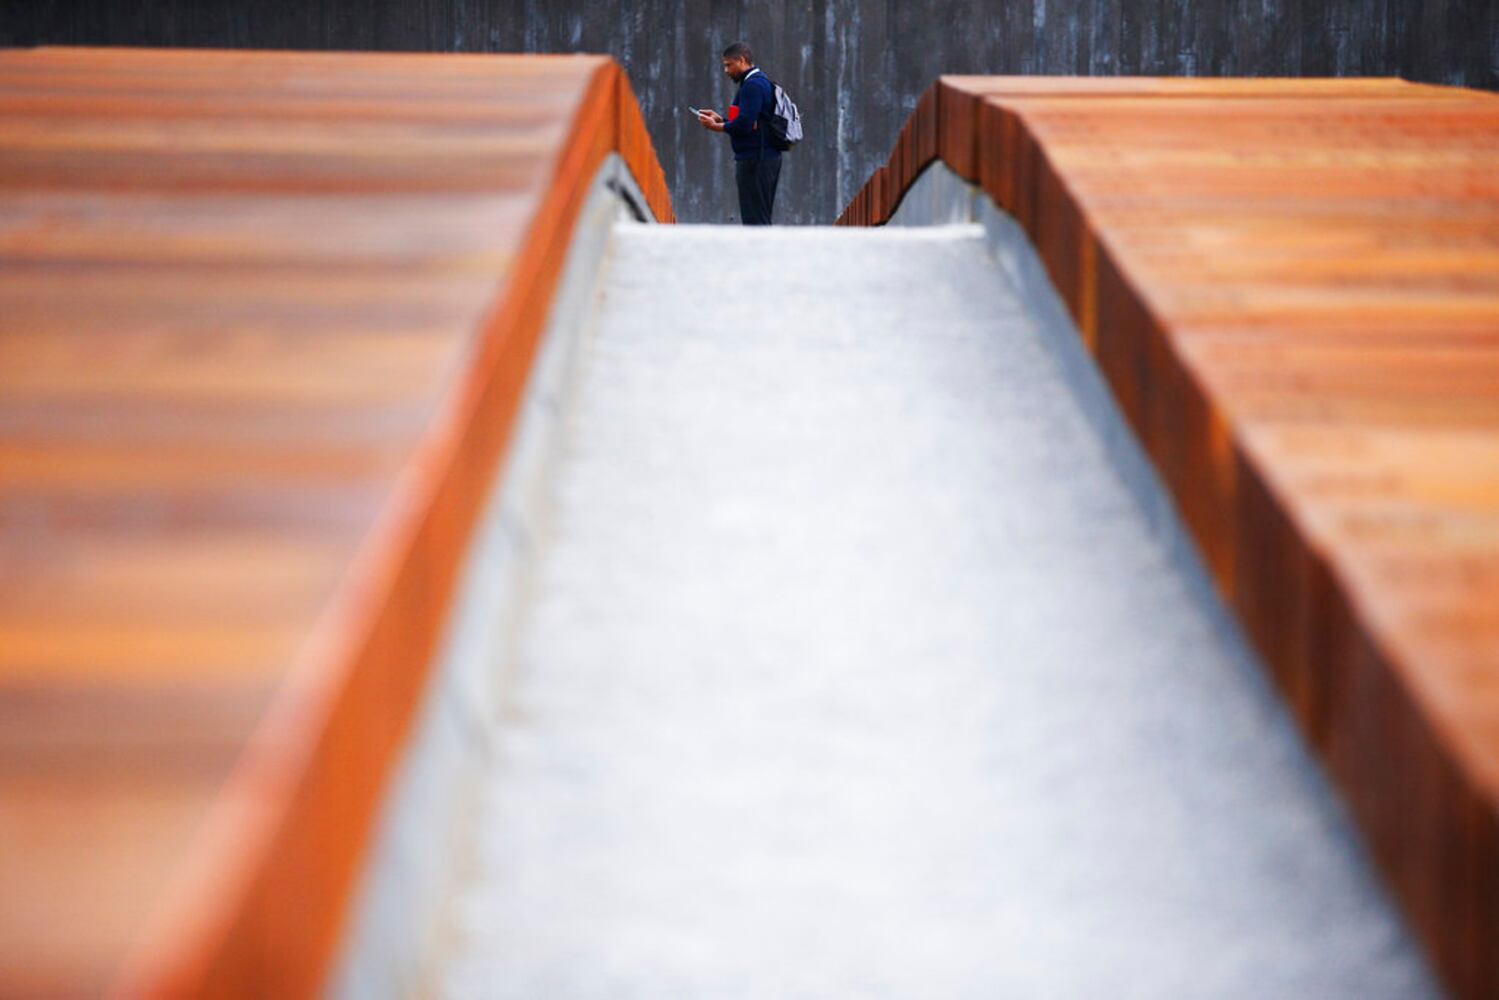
5, 1, 1496, 223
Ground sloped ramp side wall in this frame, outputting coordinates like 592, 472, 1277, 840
329, 154, 657, 1000
838, 77, 1499, 1000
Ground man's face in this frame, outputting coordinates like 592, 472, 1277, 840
721, 55, 750, 81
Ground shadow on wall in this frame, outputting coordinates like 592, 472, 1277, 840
4, 0, 1495, 223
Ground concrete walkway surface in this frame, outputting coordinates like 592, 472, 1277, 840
435, 224, 1432, 999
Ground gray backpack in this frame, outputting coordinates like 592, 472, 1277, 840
763, 77, 803, 151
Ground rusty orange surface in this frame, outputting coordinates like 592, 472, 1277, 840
0, 46, 671, 997
839, 76, 1499, 999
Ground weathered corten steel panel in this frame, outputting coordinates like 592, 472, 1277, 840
840, 75, 1499, 999
0, 46, 670, 998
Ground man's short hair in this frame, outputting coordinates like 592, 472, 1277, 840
722, 42, 754, 64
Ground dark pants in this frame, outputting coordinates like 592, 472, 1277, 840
735, 156, 782, 225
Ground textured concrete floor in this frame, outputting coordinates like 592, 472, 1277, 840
437, 224, 1433, 998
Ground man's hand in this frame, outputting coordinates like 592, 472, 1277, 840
697, 109, 725, 131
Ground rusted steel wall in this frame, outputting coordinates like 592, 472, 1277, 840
5, 1, 1492, 222
0, 47, 672, 996
837, 75, 1499, 999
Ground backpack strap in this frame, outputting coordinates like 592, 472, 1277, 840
745, 71, 771, 159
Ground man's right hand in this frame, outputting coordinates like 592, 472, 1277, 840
698, 110, 724, 126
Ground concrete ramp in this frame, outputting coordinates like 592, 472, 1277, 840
434, 223, 1432, 997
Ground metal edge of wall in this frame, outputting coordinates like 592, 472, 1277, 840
328, 153, 652, 1000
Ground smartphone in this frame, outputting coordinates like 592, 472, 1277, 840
686, 106, 703, 117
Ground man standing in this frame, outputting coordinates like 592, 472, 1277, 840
697, 42, 781, 225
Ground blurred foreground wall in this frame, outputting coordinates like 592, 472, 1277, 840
4, 0, 1493, 223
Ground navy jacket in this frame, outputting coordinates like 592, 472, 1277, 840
722, 67, 781, 161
